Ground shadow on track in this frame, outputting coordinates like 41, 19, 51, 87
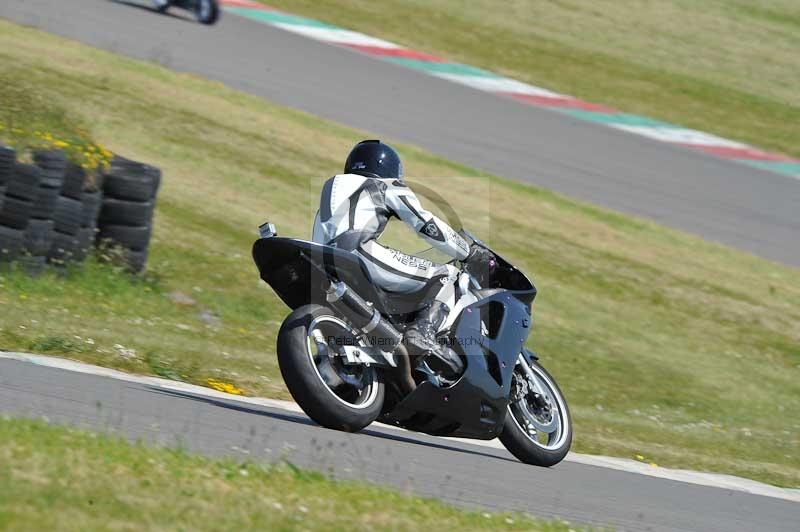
107, 0, 190, 22
148, 387, 518, 464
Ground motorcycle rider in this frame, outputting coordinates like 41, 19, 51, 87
312, 140, 475, 380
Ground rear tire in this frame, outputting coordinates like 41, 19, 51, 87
277, 304, 384, 432
195, 0, 219, 24
499, 360, 572, 467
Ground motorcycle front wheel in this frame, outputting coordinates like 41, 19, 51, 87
499, 357, 572, 466
277, 304, 384, 432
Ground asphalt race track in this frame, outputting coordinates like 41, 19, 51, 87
2, 0, 800, 266
2, 357, 799, 532
2, 2, 800, 530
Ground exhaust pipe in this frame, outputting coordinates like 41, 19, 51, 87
326, 280, 416, 394
326, 281, 403, 352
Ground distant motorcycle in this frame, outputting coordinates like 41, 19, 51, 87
152, 0, 220, 25
253, 224, 573, 467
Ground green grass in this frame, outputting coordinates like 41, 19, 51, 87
262, 0, 800, 159
0, 69, 111, 173
0, 418, 578, 531
0, 21, 798, 487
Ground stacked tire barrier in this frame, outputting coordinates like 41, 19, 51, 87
97, 156, 161, 273
0, 145, 160, 274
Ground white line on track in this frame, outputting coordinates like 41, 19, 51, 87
270, 24, 403, 49
2, 350, 797, 503
430, 73, 565, 98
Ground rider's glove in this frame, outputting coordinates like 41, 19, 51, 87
465, 244, 495, 283
467, 243, 494, 264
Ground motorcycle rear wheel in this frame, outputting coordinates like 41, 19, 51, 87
194, 0, 220, 24
499, 358, 572, 466
277, 304, 384, 432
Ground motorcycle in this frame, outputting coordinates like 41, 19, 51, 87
152, 0, 220, 25
252, 223, 572, 466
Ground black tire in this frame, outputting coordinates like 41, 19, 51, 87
277, 304, 384, 432
32, 150, 68, 189
99, 198, 154, 226
37, 169, 66, 190
126, 249, 148, 273
107, 156, 161, 192
61, 163, 85, 200
30, 185, 60, 219
0, 195, 32, 230
0, 225, 24, 261
72, 227, 96, 262
24, 219, 55, 256
32, 150, 67, 170
47, 230, 78, 264
0, 145, 15, 186
195, 0, 219, 24
6, 163, 41, 201
81, 190, 103, 227
97, 224, 151, 251
103, 169, 160, 201
15, 254, 47, 276
53, 195, 83, 235
498, 361, 572, 467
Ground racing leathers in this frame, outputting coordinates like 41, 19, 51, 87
312, 173, 469, 379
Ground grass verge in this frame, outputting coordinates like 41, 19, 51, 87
0, 418, 577, 531
0, 68, 111, 172
263, 0, 800, 159
0, 20, 798, 486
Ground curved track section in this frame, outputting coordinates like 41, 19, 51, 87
1, 0, 799, 266
2, 355, 799, 532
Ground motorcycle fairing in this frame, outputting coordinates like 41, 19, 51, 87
252, 237, 443, 315
381, 291, 531, 439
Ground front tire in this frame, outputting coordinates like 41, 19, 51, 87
277, 304, 384, 432
499, 359, 572, 466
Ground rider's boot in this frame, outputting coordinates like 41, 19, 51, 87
404, 302, 464, 382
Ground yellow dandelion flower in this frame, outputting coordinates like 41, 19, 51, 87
206, 378, 244, 395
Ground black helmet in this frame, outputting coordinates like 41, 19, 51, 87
344, 140, 404, 181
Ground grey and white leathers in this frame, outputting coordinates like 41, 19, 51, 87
312, 173, 469, 299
